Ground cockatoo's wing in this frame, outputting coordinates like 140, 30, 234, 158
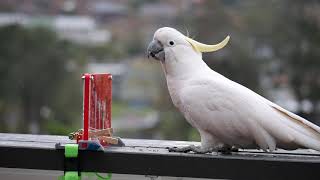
179, 77, 320, 151
263, 99, 320, 150
267, 100, 320, 133
178, 82, 256, 149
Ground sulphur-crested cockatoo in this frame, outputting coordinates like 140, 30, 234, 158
147, 27, 320, 153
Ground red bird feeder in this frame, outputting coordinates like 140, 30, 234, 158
69, 73, 120, 148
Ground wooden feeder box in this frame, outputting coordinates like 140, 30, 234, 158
69, 73, 119, 147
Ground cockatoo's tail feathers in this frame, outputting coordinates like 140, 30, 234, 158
269, 102, 320, 134
268, 101, 320, 151
185, 35, 230, 53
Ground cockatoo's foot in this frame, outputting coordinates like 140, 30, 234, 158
167, 145, 215, 154
231, 146, 239, 152
167, 145, 195, 153
168, 145, 239, 154
214, 145, 239, 154
216, 146, 232, 154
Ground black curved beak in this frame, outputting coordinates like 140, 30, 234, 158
147, 40, 165, 61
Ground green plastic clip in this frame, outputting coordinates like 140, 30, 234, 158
65, 144, 79, 158
58, 143, 112, 180
64, 171, 80, 180
58, 144, 80, 180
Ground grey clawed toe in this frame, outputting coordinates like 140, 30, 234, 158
168, 145, 238, 154
168, 145, 214, 154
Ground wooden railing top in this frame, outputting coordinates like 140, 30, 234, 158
0, 133, 320, 180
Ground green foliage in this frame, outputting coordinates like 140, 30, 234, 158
188, 128, 201, 142
83, 43, 124, 61
43, 119, 76, 136
250, 0, 320, 115
157, 111, 192, 140
0, 25, 84, 133
112, 101, 154, 118
192, 0, 262, 91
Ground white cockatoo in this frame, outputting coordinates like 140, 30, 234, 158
147, 27, 320, 153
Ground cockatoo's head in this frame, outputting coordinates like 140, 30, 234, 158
147, 27, 230, 62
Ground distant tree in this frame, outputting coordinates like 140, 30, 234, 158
270, 1, 320, 121
191, 0, 262, 92
218, 0, 320, 122
0, 25, 84, 133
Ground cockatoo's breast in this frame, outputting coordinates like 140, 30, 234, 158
166, 76, 183, 108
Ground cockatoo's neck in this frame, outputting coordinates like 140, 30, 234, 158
161, 45, 212, 80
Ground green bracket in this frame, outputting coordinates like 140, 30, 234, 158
58, 144, 80, 180
58, 143, 112, 180
65, 144, 79, 158
64, 172, 80, 180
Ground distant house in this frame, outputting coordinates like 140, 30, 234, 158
0, 13, 29, 26
53, 15, 111, 45
0, 13, 111, 45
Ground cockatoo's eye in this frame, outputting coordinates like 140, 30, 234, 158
169, 41, 175, 46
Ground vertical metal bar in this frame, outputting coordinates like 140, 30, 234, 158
94, 92, 97, 130
98, 101, 101, 129
90, 76, 96, 131
102, 103, 105, 129
107, 74, 112, 128
82, 74, 91, 141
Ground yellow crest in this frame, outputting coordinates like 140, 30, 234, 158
185, 35, 230, 53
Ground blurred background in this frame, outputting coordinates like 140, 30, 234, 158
0, 0, 320, 142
